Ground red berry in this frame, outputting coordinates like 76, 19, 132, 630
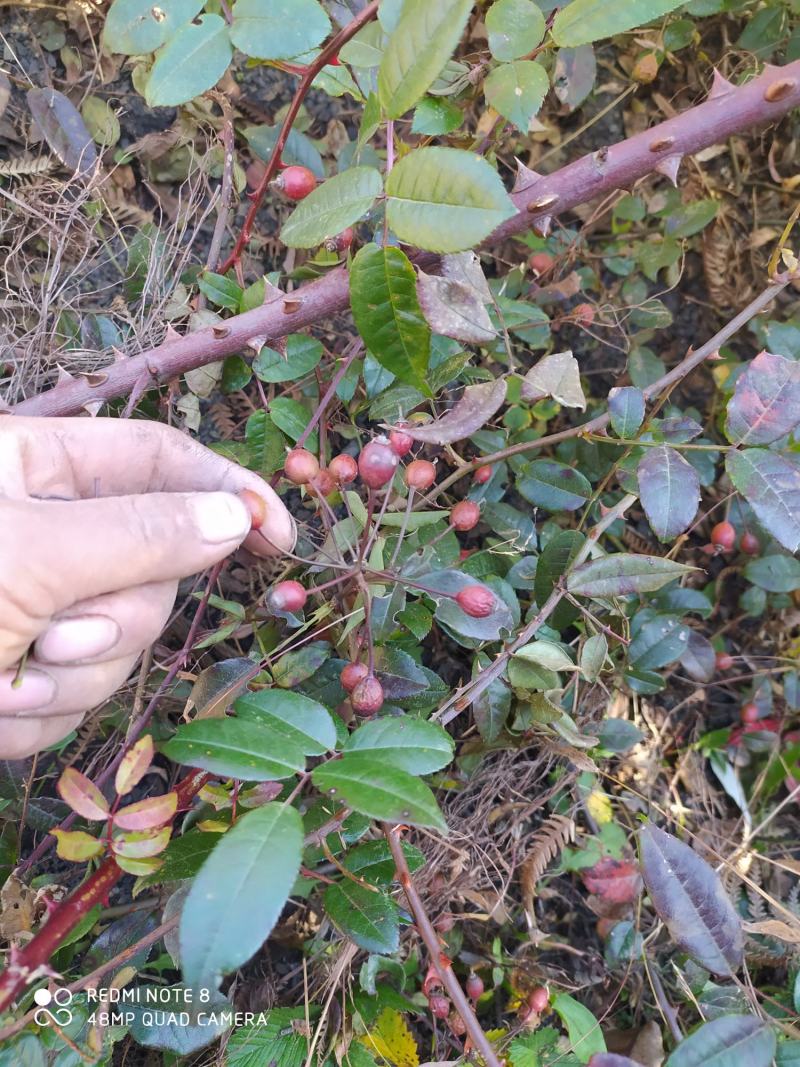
529, 252, 554, 274
715, 651, 734, 671
573, 302, 595, 326
451, 500, 480, 532
405, 459, 436, 491
528, 986, 549, 1013
473, 465, 492, 485
340, 662, 369, 693
466, 973, 484, 1001
325, 227, 354, 253
358, 439, 398, 490
389, 429, 414, 457
456, 585, 495, 618
741, 702, 760, 725
328, 453, 358, 484
277, 165, 317, 200
741, 531, 760, 556
429, 994, 450, 1019
239, 488, 267, 530
268, 580, 307, 613
285, 448, 320, 485
711, 521, 736, 550
351, 676, 384, 716
311, 470, 336, 497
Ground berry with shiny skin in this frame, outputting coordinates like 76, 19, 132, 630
715, 651, 734, 671
351, 675, 384, 716
573, 302, 595, 326
741, 702, 760, 724
389, 429, 414, 457
340, 661, 369, 693
284, 448, 320, 485
325, 227, 354, 253
711, 521, 736, 550
239, 489, 267, 530
473, 465, 492, 485
741, 531, 760, 556
429, 995, 450, 1020
529, 252, 554, 274
405, 459, 436, 491
311, 470, 336, 497
268, 580, 307, 613
276, 165, 317, 200
328, 453, 358, 484
358, 439, 398, 489
528, 987, 549, 1014
466, 973, 484, 1001
451, 500, 480, 531
456, 585, 495, 618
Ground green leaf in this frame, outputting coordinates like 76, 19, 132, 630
344, 718, 454, 774
552, 0, 687, 47
484, 61, 549, 130
179, 803, 302, 989
535, 529, 584, 630
349, 244, 431, 391
270, 397, 318, 449
517, 459, 592, 511
568, 554, 694, 598
235, 690, 336, 756
281, 166, 382, 248
324, 880, 399, 954
385, 147, 516, 253
160, 719, 305, 781
665, 1015, 775, 1067
637, 445, 700, 541
145, 15, 233, 107
725, 351, 800, 446
486, 0, 546, 60
726, 448, 800, 553
551, 993, 606, 1062
229, 0, 331, 60
378, 0, 473, 118
608, 386, 645, 438
665, 198, 718, 238
103, 0, 203, 55
244, 124, 325, 179
343, 839, 426, 885
311, 754, 447, 832
411, 97, 463, 135
226, 1007, 312, 1067
254, 335, 323, 383
197, 271, 242, 311
136, 830, 218, 890
744, 554, 800, 592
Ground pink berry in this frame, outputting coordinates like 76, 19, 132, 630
740, 531, 760, 556
711, 521, 736, 550
455, 585, 495, 618
429, 994, 450, 1019
473, 465, 492, 485
741, 702, 760, 724
239, 489, 267, 530
405, 459, 436, 491
311, 469, 336, 497
451, 501, 480, 531
268, 580, 307, 613
389, 429, 414, 457
528, 986, 549, 1013
529, 252, 554, 274
715, 651, 734, 671
277, 165, 317, 200
284, 448, 320, 485
329, 453, 358, 484
351, 676, 384, 716
358, 439, 398, 490
466, 973, 484, 1001
340, 662, 369, 693
573, 302, 595, 326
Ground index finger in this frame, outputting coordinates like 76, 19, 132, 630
1, 416, 295, 557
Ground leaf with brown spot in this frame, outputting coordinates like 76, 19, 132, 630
388, 379, 507, 444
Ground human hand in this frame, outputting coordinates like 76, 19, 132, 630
0, 417, 295, 759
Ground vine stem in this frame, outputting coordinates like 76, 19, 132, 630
11, 61, 800, 418
383, 824, 503, 1067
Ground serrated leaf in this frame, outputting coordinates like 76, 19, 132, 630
115, 735, 154, 796
344, 839, 426, 885
254, 335, 323, 383
160, 719, 305, 781
136, 830, 218, 891
324, 880, 399, 954
179, 803, 302, 989
57, 767, 110, 820
378, 0, 473, 118
360, 1008, 420, 1067
486, 0, 546, 60
517, 459, 592, 511
521, 350, 586, 410
344, 717, 454, 774
639, 823, 743, 975
552, 0, 687, 47
385, 147, 516, 253
311, 754, 447, 832
484, 60, 549, 131
103, 0, 203, 54
664, 1015, 775, 1067
568, 554, 694, 598
392, 379, 506, 444
145, 15, 233, 107
350, 244, 431, 391
608, 386, 645, 438
411, 96, 463, 135
281, 166, 382, 248
725, 351, 800, 445
226, 1007, 315, 1067
53, 829, 104, 862
235, 690, 336, 756
114, 792, 177, 831
229, 0, 331, 60
637, 445, 700, 541
726, 448, 800, 552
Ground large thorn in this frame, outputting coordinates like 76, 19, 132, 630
709, 68, 735, 100
512, 159, 544, 195
654, 153, 683, 185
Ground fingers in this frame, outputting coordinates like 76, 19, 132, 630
2, 417, 295, 557
0, 654, 138, 720
0, 714, 84, 761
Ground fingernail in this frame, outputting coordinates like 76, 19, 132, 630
191, 492, 250, 545
36, 615, 121, 664
0, 670, 56, 713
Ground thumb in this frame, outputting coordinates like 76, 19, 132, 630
2, 490, 251, 620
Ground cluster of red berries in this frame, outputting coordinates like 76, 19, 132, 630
705, 521, 760, 556
340, 661, 384, 716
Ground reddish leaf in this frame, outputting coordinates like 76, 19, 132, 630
637, 444, 700, 541
725, 350, 800, 446
581, 857, 642, 905
114, 735, 154, 796
388, 379, 507, 444
57, 767, 110, 821
53, 829, 104, 862
113, 792, 178, 831
112, 827, 172, 859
